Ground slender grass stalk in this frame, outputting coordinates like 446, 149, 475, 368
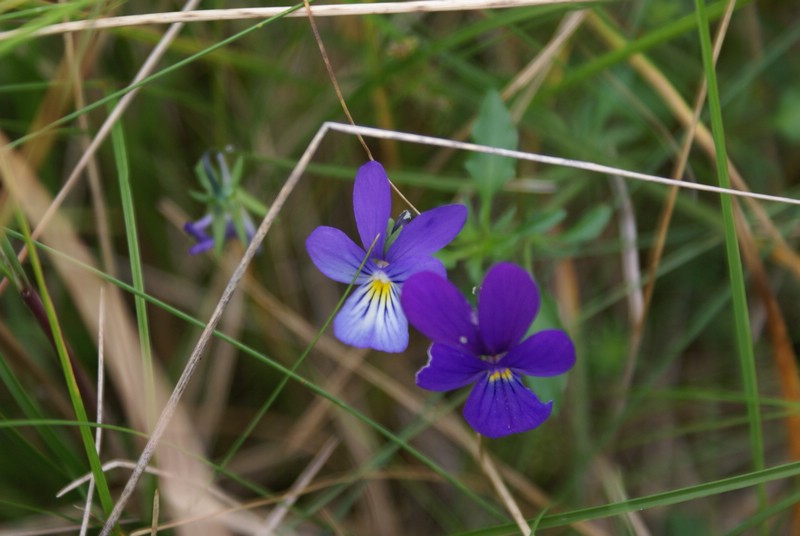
453, 460, 800, 535
0, 0, 594, 40
110, 113, 156, 428
12, 209, 116, 523
695, 0, 765, 514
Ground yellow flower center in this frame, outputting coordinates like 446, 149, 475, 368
366, 274, 393, 305
488, 368, 513, 383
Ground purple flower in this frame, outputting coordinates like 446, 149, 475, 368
183, 150, 260, 256
306, 161, 467, 353
184, 212, 256, 256
401, 262, 576, 438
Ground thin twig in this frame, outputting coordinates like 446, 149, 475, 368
325, 122, 800, 206
150, 490, 160, 536
303, 0, 372, 161
79, 288, 106, 536
58, 459, 238, 505
478, 436, 531, 536
258, 438, 339, 535
0, 0, 595, 41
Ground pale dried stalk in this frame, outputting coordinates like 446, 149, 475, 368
257, 438, 339, 535
79, 289, 105, 536
0, 0, 595, 41
326, 123, 800, 206
478, 437, 531, 536
507, 9, 588, 121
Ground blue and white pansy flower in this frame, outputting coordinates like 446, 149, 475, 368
306, 161, 467, 353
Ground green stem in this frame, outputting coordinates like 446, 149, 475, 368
14, 208, 116, 521
694, 0, 765, 516
110, 111, 156, 427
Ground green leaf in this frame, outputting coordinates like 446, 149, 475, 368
464, 90, 518, 204
238, 190, 270, 217
212, 209, 228, 257
519, 208, 567, 236
195, 158, 213, 195
561, 205, 612, 244
230, 153, 246, 188
775, 87, 800, 143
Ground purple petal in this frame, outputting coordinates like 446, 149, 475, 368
334, 275, 408, 353
386, 204, 467, 262
188, 238, 215, 256
385, 254, 446, 282
306, 226, 371, 284
478, 262, 540, 355
184, 214, 213, 241
241, 210, 257, 241
502, 329, 576, 377
463, 371, 553, 438
353, 161, 391, 255
416, 343, 488, 391
400, 272, 481, 354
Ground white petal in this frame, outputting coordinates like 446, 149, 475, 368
333, 273, 408, 353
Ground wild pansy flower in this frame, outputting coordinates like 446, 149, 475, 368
401, 262, 575, 438
184, 150, 262, 256
306, 161, 467, 353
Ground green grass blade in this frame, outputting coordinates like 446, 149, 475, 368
12, 210, 115, 518
694, 0, 765, 514
110, 109, 155, 426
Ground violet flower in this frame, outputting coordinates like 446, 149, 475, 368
184, 150, 259, 256
401, 262, 575, 438
306, 161, 467, 353
184, 212, 255, 256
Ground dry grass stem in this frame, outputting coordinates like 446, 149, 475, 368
302, 0, 373, 161
57, 460, 239, 507
326, 122, 800, 206
478, 436, 531, 535
258, 438, 339, 534
2, 127, 253, 535
429, 8, 586, 172
78, 288, 106, 536
151, 490, 160, 536
0, 1, 595, 40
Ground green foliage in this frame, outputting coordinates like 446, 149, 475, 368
464, 90, 518, 215
0, 0, 797, 533
775, 87, 800, 142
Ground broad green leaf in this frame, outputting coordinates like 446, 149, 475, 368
561, 205, 612, 244
519, 208, 567, 236
464, 90, 518, 204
